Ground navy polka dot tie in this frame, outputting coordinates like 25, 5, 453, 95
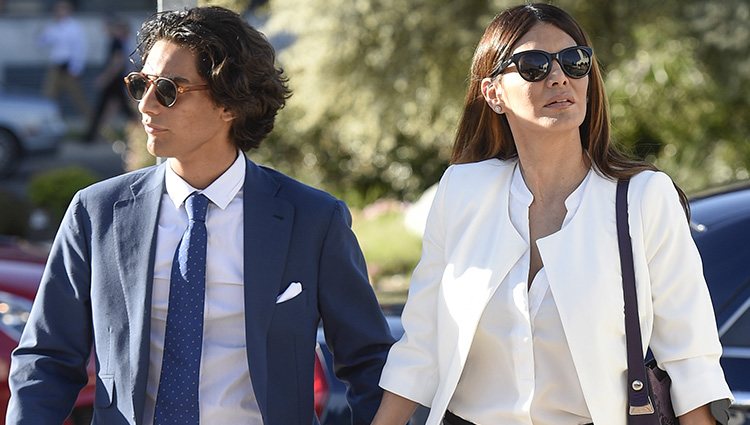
154, 192, 209, 425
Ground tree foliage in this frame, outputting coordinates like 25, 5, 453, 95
198, 0, 252, 12
208, 0, 749, 202
258, 0, 514, 204
560, 0, 750, 191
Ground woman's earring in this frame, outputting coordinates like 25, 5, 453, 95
494, 106, 503, 114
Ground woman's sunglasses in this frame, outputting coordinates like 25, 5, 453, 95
123, 72, 209, 107
490, 46, 593, 82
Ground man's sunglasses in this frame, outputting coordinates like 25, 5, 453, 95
490, 46, 593, 82
124, 72, 209, 107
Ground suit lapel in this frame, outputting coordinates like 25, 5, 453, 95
112, 164, 165, 422
241, 159, 294, 413
536, 171, 625, 423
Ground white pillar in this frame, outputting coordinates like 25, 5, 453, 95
158, 0, 198, 12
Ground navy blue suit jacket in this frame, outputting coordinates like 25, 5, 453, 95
7, 159, 394, 424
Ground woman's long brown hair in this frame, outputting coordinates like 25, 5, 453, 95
450, 3, 689, 215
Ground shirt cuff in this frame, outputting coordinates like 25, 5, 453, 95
709, 398, 731, 425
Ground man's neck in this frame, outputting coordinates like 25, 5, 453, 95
168, 150, 240, 190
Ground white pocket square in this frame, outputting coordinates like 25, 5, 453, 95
276, 282, 303, 304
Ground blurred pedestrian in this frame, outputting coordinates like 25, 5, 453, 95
38, 0, 90, 120
83, 17, 137, 143
371, 3, 732, 425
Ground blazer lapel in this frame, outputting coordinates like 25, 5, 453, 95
241, 159, 294, 414
536, 172, 626, 424
431, 161, 527, 418
112, 164, 165, 422
442, 167, 527, 335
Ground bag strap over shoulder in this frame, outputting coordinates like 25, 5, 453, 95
616, 179, 655, 417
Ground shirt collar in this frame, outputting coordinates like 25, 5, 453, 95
510, 160, 593, 211
563, 166, 592, 215
510, 161, 534, 208
165, 152, 245, 210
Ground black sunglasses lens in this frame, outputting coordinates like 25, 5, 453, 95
560, 47, 592, 78
125, 74, 147, 100
154, 78, 177, 106
516, 52, 550, 82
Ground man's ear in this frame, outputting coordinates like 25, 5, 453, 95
221, 107, 236, 122
480, 77, 505, 114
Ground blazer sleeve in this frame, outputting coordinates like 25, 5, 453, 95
378, 166, 453, 406
7, 192, 93, 424
636, 172, 733, 415
317, 200, 395, 425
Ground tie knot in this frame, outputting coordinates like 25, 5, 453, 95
185, 193, 209, 222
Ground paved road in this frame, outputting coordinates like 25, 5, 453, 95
1, 139, 129, 199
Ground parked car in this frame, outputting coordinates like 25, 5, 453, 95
0, 237, 94, 424
690, 183, 750, 425
0, 236, 332, 423
317, 183, 750, 425
0, 87, 66, 176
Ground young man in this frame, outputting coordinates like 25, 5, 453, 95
8, 7, 393, 425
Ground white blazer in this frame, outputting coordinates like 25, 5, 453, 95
380, 159, 731, 425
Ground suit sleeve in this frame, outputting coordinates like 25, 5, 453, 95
378, 166, 452, 406
318, 200, 395, 425
637, 172, 733, 415
6, 192, 93, 424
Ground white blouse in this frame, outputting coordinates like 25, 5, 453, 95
447, 165, 593, 425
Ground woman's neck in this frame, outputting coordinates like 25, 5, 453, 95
515, 133, 590, 204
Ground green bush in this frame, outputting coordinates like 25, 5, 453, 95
352, 205, 421, 292
28, 166, 99, 224
0, 189, 31, 237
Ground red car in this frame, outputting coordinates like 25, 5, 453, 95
0, 237, 94, 425
0, 236, 332, 423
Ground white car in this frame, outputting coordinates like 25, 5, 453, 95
0, 88, 66, 176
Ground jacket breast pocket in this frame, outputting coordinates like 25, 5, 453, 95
96, 374, 115, 408
271, 289, 310, 336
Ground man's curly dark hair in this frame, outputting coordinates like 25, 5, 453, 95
136, 6, 291, 150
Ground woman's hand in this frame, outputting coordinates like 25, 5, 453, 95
678, 404, 716, 425
371, 391, 419, 425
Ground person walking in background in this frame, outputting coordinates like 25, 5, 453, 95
83, 17, 138, 143
8, 6, 393, 425
371, 3, 731, 425
38, 0, 90, 121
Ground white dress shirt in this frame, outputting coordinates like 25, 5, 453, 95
143, 154, 263, 425
447, 164, 593, 425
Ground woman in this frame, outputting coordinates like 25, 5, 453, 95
372, 4, 731, 425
